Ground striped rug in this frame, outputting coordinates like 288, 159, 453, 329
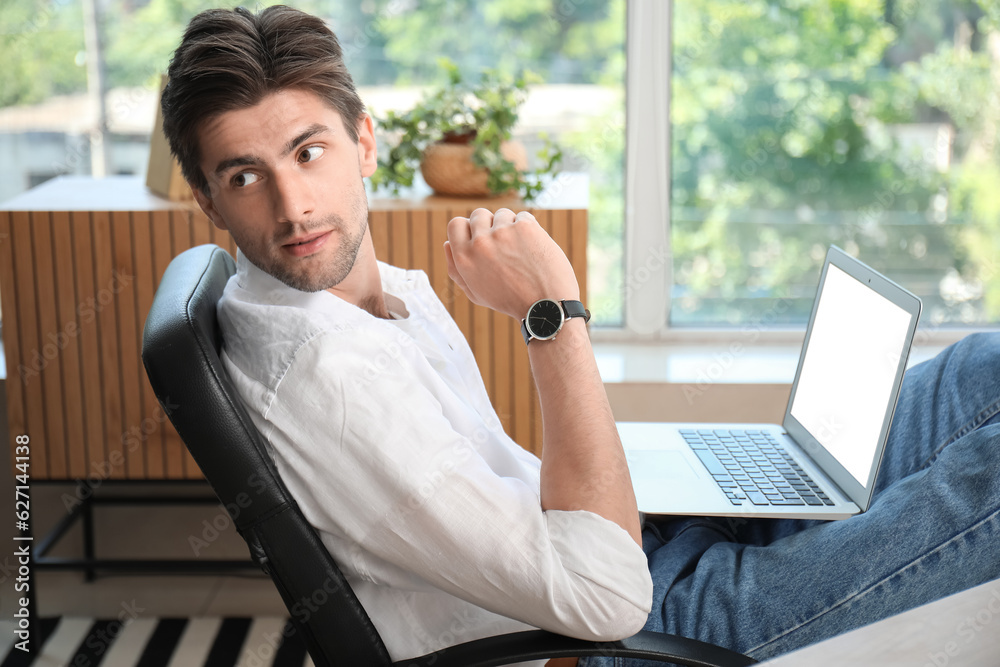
0, 617, 313, 667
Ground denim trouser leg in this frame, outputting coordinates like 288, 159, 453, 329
581, 333, 1000, 666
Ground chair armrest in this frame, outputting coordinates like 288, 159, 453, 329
397, 629, 757, 667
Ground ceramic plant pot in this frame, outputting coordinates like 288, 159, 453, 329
420, 135, 527, 197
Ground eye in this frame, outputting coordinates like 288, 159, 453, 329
299, 145, 325, 162
233, 172, 260, 188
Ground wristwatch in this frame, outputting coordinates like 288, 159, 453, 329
521, 299, 591, 345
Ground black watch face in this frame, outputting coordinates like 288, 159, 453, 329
526, 299, 563, 340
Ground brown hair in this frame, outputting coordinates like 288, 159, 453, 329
160, 5, 365, 194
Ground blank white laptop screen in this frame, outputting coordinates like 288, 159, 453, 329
790, 263, 914, 486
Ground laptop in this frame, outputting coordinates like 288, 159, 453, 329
620, 246, 922, 519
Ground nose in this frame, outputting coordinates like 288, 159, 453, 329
271, 169, 315, 224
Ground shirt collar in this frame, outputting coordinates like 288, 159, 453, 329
232, 248, 415, 320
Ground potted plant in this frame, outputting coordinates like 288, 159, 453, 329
370, 59, 563, 201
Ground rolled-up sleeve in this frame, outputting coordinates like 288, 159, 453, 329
262, 327, 653, 641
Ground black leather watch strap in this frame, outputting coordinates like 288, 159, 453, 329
561, 299, 591, 322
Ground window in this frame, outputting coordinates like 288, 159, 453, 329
622, 0, 1000, 338
5, 1, 995, 340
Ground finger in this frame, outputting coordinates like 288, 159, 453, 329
446, 215, 471, 247
490, 208, 516, 229
467, 208, 495, 236
444, 241, 470, 295
514, 210, 539, 226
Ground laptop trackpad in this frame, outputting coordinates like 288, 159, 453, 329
626, 450, 700, 481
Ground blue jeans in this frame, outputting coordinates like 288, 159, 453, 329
581, 332, 1000, 665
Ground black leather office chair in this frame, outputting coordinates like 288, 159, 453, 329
141, 244, 756, 667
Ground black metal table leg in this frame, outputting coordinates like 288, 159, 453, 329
32, 480, 261, 577
81, 483, 96, 582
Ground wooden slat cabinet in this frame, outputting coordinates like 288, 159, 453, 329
2, 176, 587, 480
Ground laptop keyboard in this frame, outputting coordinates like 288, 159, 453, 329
681, 429, 835, 507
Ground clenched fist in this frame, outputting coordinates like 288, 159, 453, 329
444, 208, 580, 321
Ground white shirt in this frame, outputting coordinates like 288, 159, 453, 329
217, 250, 652, 661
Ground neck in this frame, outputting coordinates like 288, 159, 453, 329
325, 228, 390, 318
358, 293, 391, 319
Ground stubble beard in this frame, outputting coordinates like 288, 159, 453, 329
239, 198, 369, 293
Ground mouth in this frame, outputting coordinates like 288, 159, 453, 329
283, 230, 332, 258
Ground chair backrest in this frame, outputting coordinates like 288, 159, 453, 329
141, 244, 392, 666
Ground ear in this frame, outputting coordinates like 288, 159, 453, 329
190, 183, 228, 231
356, 114, 378, 178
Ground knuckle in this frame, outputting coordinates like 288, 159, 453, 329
468, 233, 494, 256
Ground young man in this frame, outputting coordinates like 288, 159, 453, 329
161, 5, 1000, 665
163, 6, 649, 663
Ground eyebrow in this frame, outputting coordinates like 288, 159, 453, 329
213, 123, 333, 178
282, 123, 330, 157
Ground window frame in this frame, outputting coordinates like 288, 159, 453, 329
594, 0, 989, 347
